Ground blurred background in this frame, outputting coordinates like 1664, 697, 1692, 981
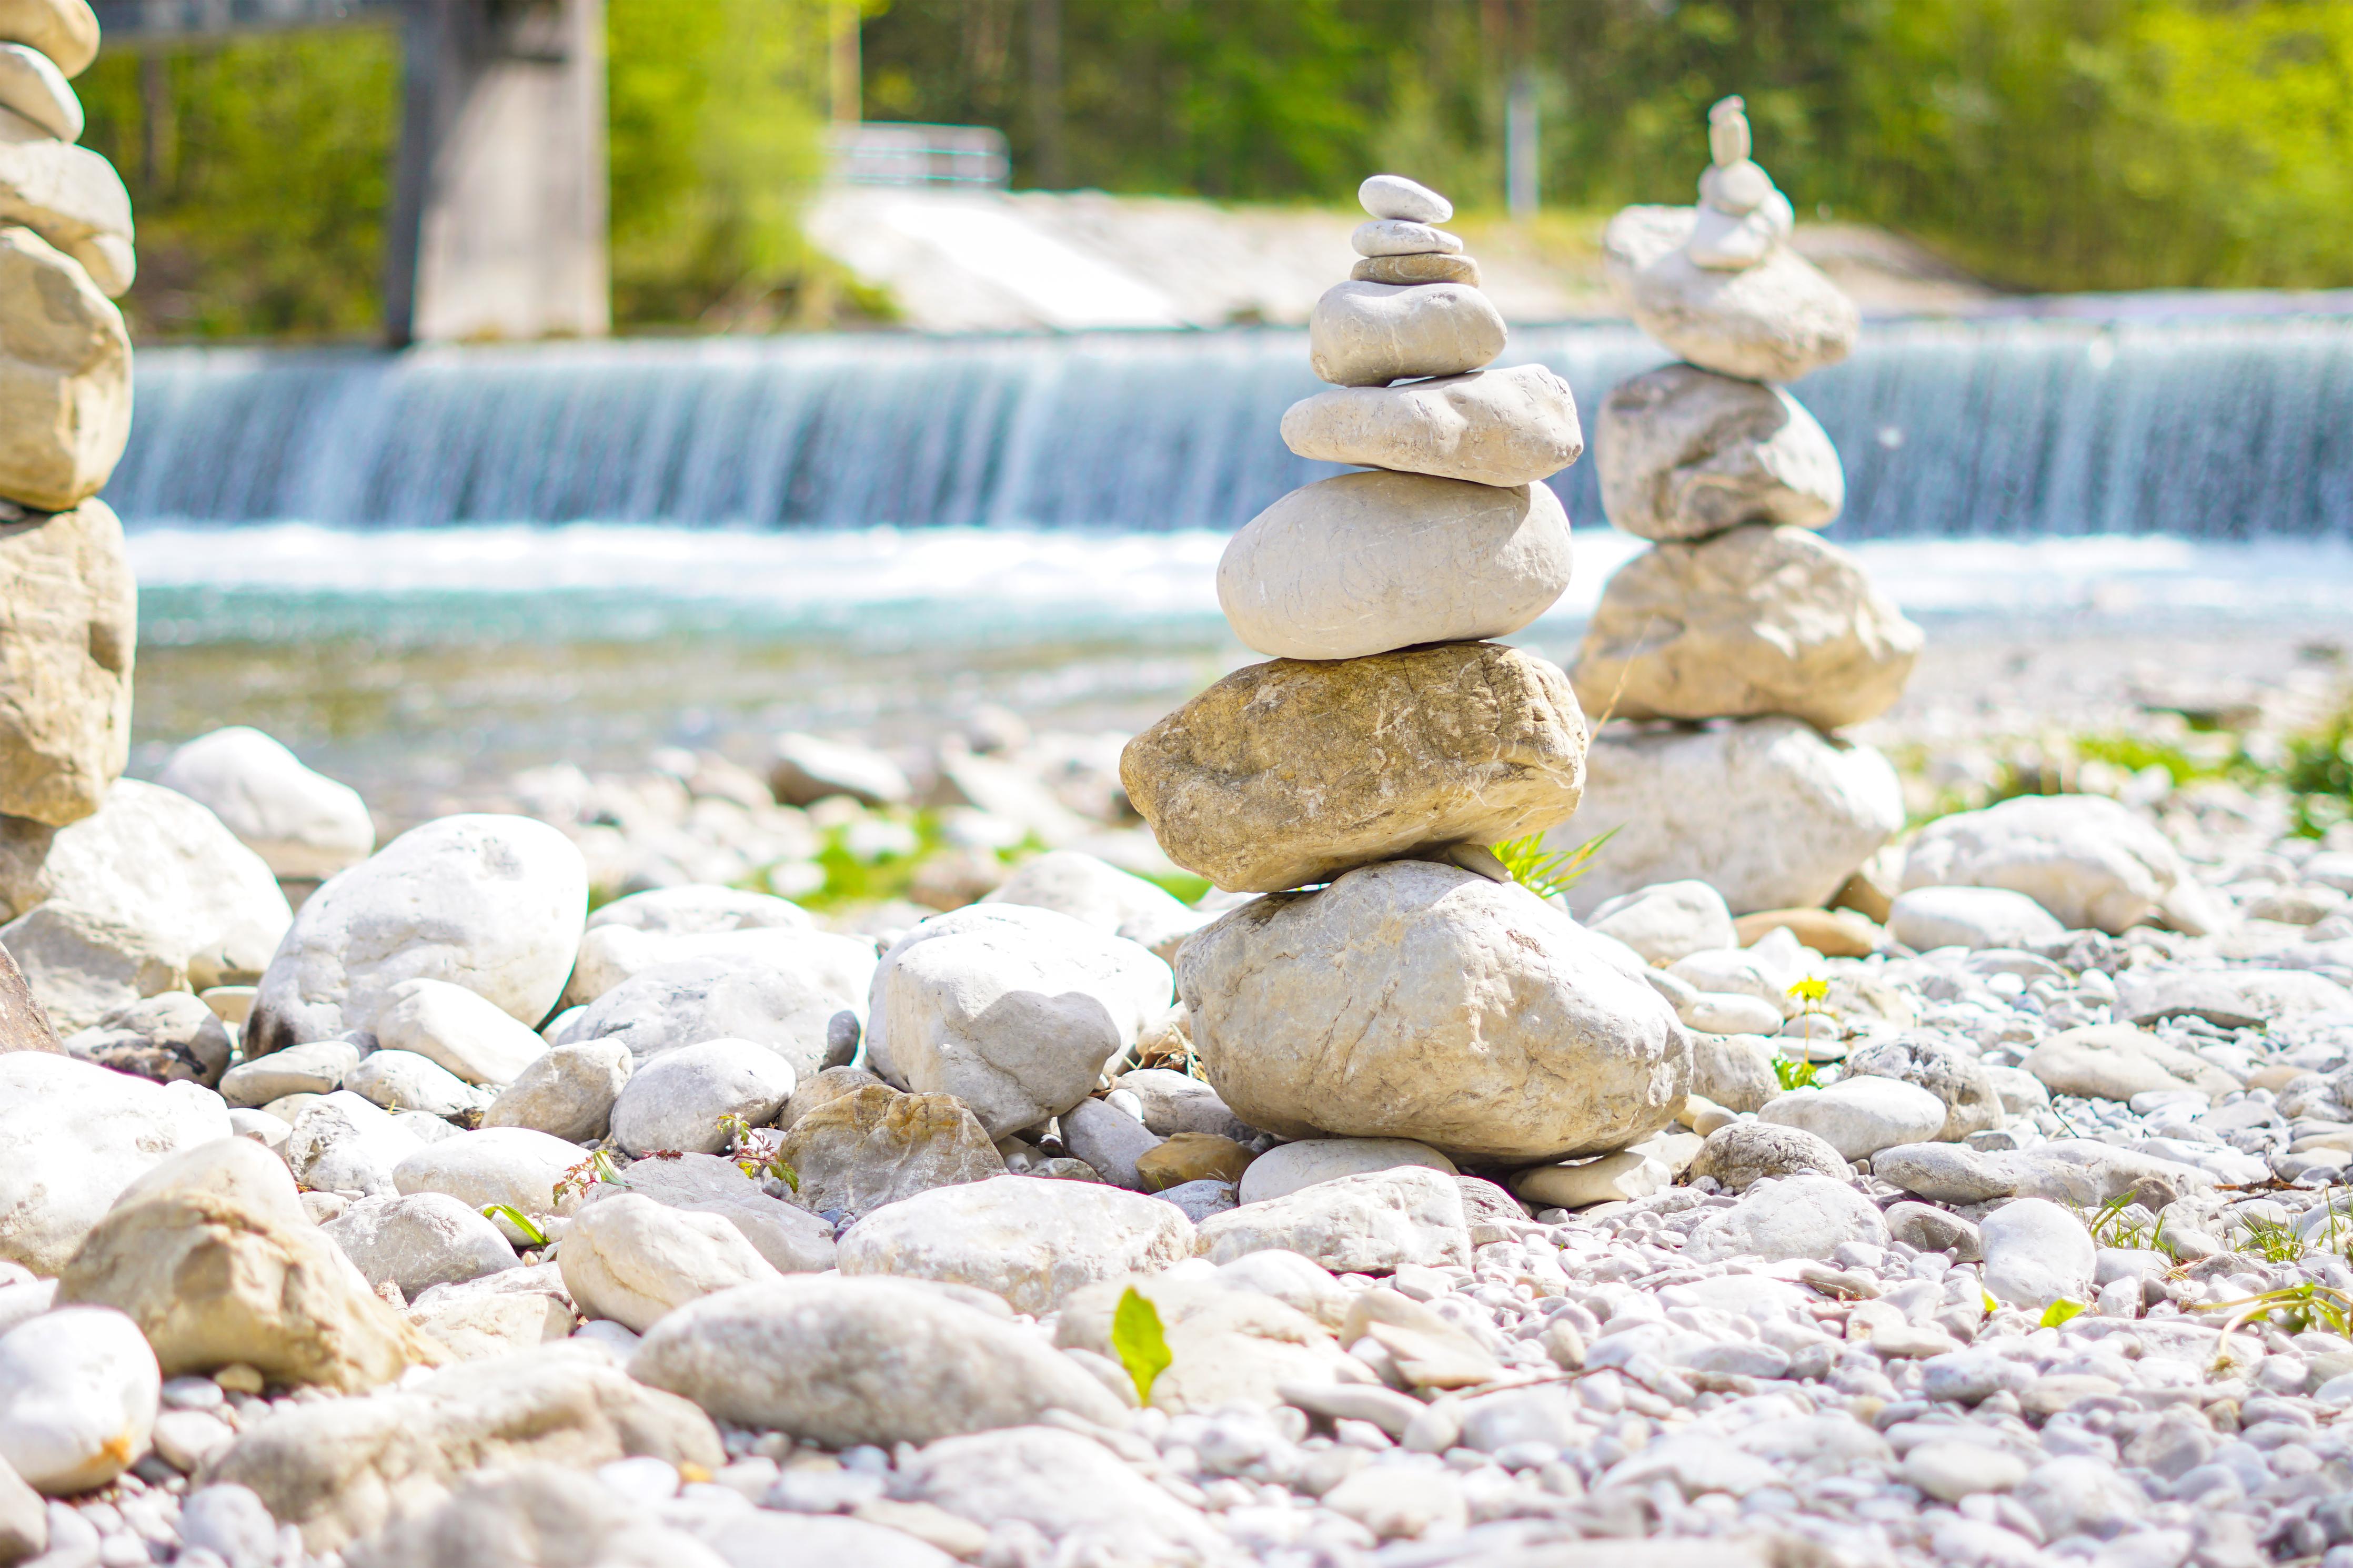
93, 0, 2353, 851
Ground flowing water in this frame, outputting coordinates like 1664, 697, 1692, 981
112, 311, 2353, 812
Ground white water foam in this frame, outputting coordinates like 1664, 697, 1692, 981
126, 522, 2353, 635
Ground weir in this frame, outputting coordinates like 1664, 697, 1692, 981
109, 312, 2353, 539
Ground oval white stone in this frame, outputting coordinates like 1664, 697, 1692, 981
1351, 219, 1462, 258
1308, 281, 1505, 388
1279, 364, 1583, 488
1359, 174, 1452, 224
1217, 470, 1572, 661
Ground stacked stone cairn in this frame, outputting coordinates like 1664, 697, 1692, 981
1556, 97, 1919, 918
0, 0, 136, 838
1120, 174, 1691, 1172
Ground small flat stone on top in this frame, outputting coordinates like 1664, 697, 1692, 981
1359, 173, 1451, 224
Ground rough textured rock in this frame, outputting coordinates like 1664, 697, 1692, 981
0, 938, 57, 1054
481, 1038, 631, 1142
556, 943, 873, 1080
1687, 1120, 1849, 1192
1595, 364, 1843, 542
894, 1426, 1226, 1566
1843, 1034, 2007, 1142
1278, 364, 1583, 487
1122, 642, 1588, 894
559, 1192, 783, 1334
2113, 966, 2351, 1030
393, 1128, 587, 1233
0, 1306, 155, 1494
0, 2, 99, 79
154, 728, 375, 880
0, 499, 128, 826
1887, 886, 2067, 952
320, 1193, 517, 1300
1195, 1165, 1471, 1272
631, 1277, 1124, 1445
283, 1090, 424, 1198
61, 990, 232, 1086
1899, 794, 2225, 937
1180, 861, 1686, 1161
0, 778, 290, 1000
0, 898, 184, 1034
864, 903, 1172, 1138
1585, 879, 1737, 966
198, 1346, 725, 1552
1307, 280, 1506, 387
1236, 1137, 1455, 1205
836, 1175, 1194, 1314
0, 229, 127, 514
57, 1138, 444, 1392
1603, 206, 1860, 382
779, 1085, 1005, 1214
608, 1037, 796, 1157
1559, 717, 1904, 916
1572, 526, 1921, 731
344, 1466, 727, 1568
0, 1053, 231, 1273
2021, 1024, 2237, 1100
371, 976, 549, 1087
0, 110, 130, 294
1114, 1067, 1258, 1142
345, 1049, 486, 1119
579, 1152, 837, 1276
246, 815, 588, 1056
1217, 470, 1573, 661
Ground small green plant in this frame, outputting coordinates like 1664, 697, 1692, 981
2198, 1282, 2353, 1365
1492, 826, 1619, 902
1110, 1286, 1172, 1404
718, 1112, 800, 1191
1776, 977, 1832, 1088
480, 1205, 549, 1247
2076, 1191, 2169, 1256
1773, 1053, 1818, 1091
552, 1150, 621, 1205
2040, 1298, 2088, 1329
2235, 1215, 2309, 1265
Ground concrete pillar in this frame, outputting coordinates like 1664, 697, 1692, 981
386, 0, 608, 345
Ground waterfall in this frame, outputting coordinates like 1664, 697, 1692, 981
109, 313, 2353, 539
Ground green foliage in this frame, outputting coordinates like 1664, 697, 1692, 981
718, 1111, 799, 1189
864, 0, 2353, 293
552, 1150, 621, 1205
2200, 1280, 2353, 1340
81, 32, 399, 338
1109, 1286, 1172, 1405
2284, 704, 2353, 838
480, 1204, 549, 1247
1772, 1053, 1818, 1092
2235, 1215, 2310, 1265
2039, 1298, 2088, 1329
1492, 827, 1617, 903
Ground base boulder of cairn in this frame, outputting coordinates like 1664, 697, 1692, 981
1178, 860, 1688, 1161
1571, 524, 1921, 731
0, 494, 130, 825
1121, 641, 1587, 893
1556, 716, 1904, 915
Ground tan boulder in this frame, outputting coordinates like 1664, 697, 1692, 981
1572, 525, 1921, 731
0, 228, 127, 510
56, 1137, 448, 1392
0, 2, 98, 79
0, 497, 128, 823
1179, 861, 1689, 1162
0, 934, 58, 1050
775, 1084, 1005, 1215
198, 1345, 725, 1552
1120, 642, 1587, 893
0, 112, 131, 295
1350, 252, 1479, 287
1133, 1132, 1252, 1191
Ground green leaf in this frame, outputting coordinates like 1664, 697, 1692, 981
1110, 1286, 1173, 1405
2040, 1298, 2087, 1328
481, 1205, 549, 1247
1491, 826, 1619, 902
1772, 1054, 1817, 1091
771, 1161, 800, 1193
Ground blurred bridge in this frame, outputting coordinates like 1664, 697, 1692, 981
94, 0, 608, 345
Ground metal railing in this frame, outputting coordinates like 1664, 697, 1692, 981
825, 122, 1009, 188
